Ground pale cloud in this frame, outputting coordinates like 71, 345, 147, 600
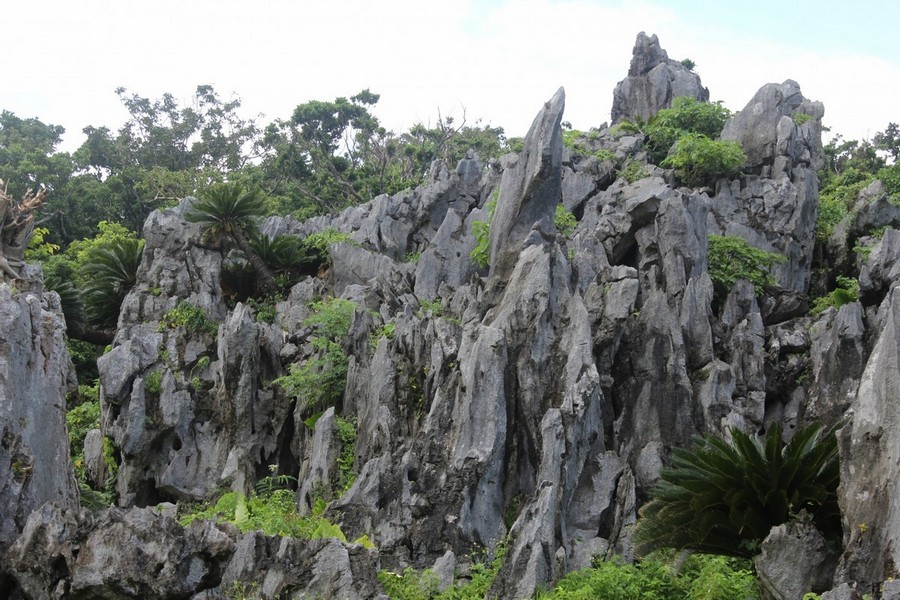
3, 0, 896, 153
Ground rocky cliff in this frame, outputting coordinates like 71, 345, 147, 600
1, 32, 899, 600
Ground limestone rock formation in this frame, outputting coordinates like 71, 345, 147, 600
0, 274, 78, 550
2, 31, 900, 600
835, 285, 900, 595
611, 32, 709, 124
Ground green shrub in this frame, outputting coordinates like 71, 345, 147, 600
811, 277, 859, 315
877, 162, 900, 203
535, 553, 758, 600
633, 422, 840, 558
619, 161, 649, 184
179, 489, 366, 544
661, 134, 746, 187
680, 58, 696, 71
336, 416, 357, 493
159, 301, 218, 335
379, 539, 507, 600
707, 235, 786, 298
274, 298, 356, 414
247, 293, 282, 323
554, 205, 577, 237
793, 113, 813, 126
815, 193, 849, 241
469, 198, 497, 269
645, 97, 733, 164
66, 387, 100, 479
145, 370, 163, 395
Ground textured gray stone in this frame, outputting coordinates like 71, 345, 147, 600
835, 285, 900, 592
755, 516, 838, 600
611, 32, 709, 124
0, 283, 78, 549
488, 87, 565, 282
721, 80, 824, 173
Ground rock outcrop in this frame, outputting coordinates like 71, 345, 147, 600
0, 271, 78, 549
611, 32, 709, 124
2, 31, 899, 600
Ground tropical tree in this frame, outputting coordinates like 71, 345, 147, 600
186, 182, 278, 294
633, 422, 841, 558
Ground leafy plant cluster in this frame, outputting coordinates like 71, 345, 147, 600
38, 221, 143, 353
179, 489, 372, 548
274, 298, 356, 415
810, 276, 859, 315
616, 97, 745, 187
707, 235, 786, 299
561, 129, 617, 163
535, 553, 758, 600
633, 422, 841, 559
159, 300, 218, 335
469, 196, 577, 269
378, 540, 507, 600
661, 134, 746, 188
65, 382, 116, 509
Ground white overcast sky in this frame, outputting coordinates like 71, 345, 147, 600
4, 0, 899, 152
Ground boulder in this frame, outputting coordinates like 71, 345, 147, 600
755, 516, 838, 600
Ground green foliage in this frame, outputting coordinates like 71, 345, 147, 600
793, 113, 813, 126
247, 294, 282, 324
79, 237, 145, 329
179, 489, 353, 541
469, 198, 497, 269
554, 205, 577, 237
145, 370, 163, 395
811, 277, 859, 315
379, 540, 507, 600
335, 416, 357, 494
159, 300, 218, 335
680, 58, 697, 71
661, 134, 746, 187
536, 553, 758, 600
66, 387, 100, 481
25, 227, 59, 262
371, 322, 396, 350
619, 161, 649, 184
707, 235, 786, 298
633, 422, 841, 558
417, 299, 444, 318
274, 298, 356, 414
644, 97, 734, 164
877, 161, 900, 202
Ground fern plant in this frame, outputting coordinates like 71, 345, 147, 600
634, 422, 841, 558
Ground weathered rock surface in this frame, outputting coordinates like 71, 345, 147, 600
0, 274, 78, 550
835, 284, 900, 595
611, 32, 709, 124
755, 516, 838, 600
1, 502, 379, 600
3, 31, 899, 600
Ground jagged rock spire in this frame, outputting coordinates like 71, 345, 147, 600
610, 32, 709, 124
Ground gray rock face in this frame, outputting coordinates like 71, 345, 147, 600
721, 80, 825, 175
755, 516, 838, 600
611, 32, 709, 124
2, 503, 380, 600
835, 285, 900, 594
0, 280, 78, 549
488, 87, 565, 282
7, 38, 897, 599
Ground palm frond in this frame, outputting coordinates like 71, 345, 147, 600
634, 422, 841, 558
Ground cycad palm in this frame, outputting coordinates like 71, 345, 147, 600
634, 422, 841, 558
80, 238, 145, 329
186, 182, 278, 294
